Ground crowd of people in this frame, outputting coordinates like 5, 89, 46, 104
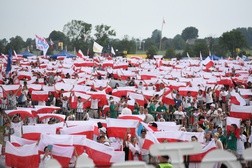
0, 55, 252, 167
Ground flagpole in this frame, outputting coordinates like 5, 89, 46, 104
159, 18, 165, 51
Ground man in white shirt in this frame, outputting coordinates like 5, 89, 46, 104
89, 98, 100, 119
121, 104, 132, 115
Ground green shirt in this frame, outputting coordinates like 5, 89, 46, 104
148, 103, 156, 118
156, 105, 167, 113
110, 104, 117, 118
226, 133, 237, 151
133, 106, 140, 115
219, 134, 226, 148
158, 163, 173, 168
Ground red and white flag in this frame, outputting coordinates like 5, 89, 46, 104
22, 124, 57, 140
230, 90, 246, 106
10, 135, 37, 146
202, 56, 214, 69
33, 105, 61, 114
76, 49, 85, 58
60, 125, 94, 140
118, 114, 145, 122
84, 138, 113, 166
51, 144, 74, 168
106, 118, 139, 139
2, 84, 21, 97
5, 141, 39, 168
142, 131, 159, 150
37, 113, 66, 122
230, 104, 252, 120
31, 90, 48, 101
190, 140, 216, 162
5, 108, 33, 118
127, 92, 145, 106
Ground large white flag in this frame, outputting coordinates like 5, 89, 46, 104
93, 41, 103, 53
35, 35, 49, 56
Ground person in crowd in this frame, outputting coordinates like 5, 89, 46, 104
128, 136, 141, 161
121, 103, 132, 115
205, 85, 217, 110
196, 89, 205, 109
156, 155, 173, 168
226, 124, 238, 154
137, 129, 150, 163
156, 101, 168, 121
40, 145, 53, 168
173, 106, 186, 125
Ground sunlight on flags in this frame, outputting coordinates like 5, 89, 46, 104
35, 35, 49, 56
93, 41, 103, 53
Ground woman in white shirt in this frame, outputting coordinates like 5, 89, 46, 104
173, 106, 186, 125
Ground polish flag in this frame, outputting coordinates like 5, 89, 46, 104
31, 90, 48, 101
226, 116, 241, 138
10, 135, 37, 146
86, 90, 108, 107
38, 134, 73, 152
102, 60, 114, 68
127, 92, 145, 106
17, 71, 32, 80
71, 92, 91, 109
178, 86, 199, 97
60, 125, 94, 140
5, 108, 33, 118
112, 86, 135, 97
202, 56, 214, 69
230, 104, 252, 120
154, 131, 183, 142
113, 62, 128, 69
76, 49, 85, 58
226, 116, 241, 128
5, 141, 39, 168
162, 91, 175, 105
37, 113, 66, 122
84, 138, 113, 166
106, 118, 139, 139
33, 105, 61, 115
118, 114, 145, 122
142, 131, 159, 150
51, 145, 75, 168
72, 135, 86, 156
190, 140, 217, 162
2, 84, 21, 97
230, 90, 246, 106
27, 84, 42, 92
22, 124, 57, 140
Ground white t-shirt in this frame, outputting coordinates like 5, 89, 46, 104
206, 91, 213, 104
174, 111, 185, 120
11, 121, 23, 137
90, 99, 99, 109
236, 134, 246, 155
121, 107, 132, 115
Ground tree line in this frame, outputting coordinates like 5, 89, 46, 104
0, 19, 251, 59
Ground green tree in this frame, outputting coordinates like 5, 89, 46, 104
0, 38, 8, 53
173, 34, 186, 50
63, 20, 92, 41
164, 48, 175, 59
48, 30, 69, 51
219, 30, 247, 57
151, 29, 161, 48
146, 45, 158, 59
193, 39, 209, 57
6, 36, 25, 53
25, 38, 34, 51
181, 26, 199, 41
94, 24, 116, 46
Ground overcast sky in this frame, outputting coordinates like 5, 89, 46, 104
0, 0, 251, 41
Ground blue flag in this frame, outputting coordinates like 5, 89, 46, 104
6, 49, 12, 74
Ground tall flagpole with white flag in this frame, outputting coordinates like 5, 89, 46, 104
159, 18, 165, 51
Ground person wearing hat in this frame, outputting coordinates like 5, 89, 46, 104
206, 104, 217, 119
215, 108, 224, 127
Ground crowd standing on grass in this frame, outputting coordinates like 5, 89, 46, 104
0, 54, 252, 167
